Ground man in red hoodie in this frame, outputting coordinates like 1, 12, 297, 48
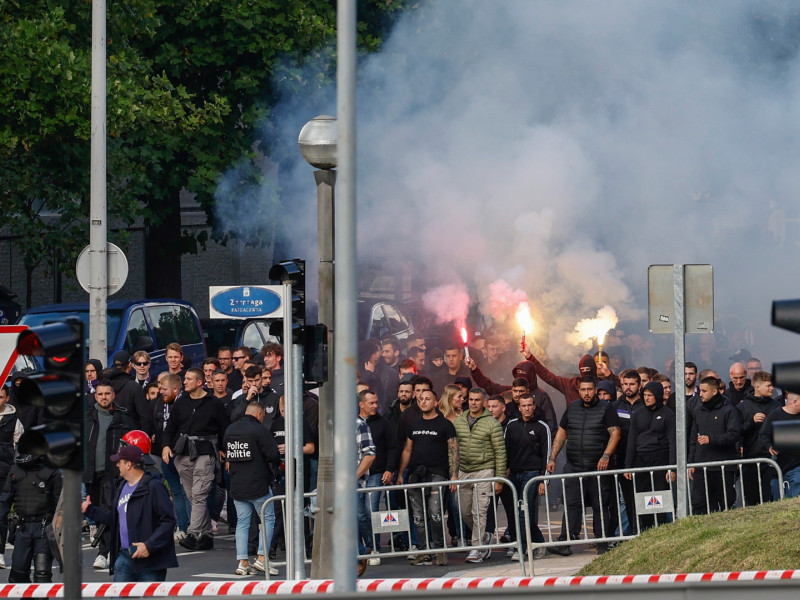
521, 347, 597, 407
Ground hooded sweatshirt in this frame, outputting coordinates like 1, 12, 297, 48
624, 381, 676, 468
526, 353, 597, 406
737, 392, 781, 458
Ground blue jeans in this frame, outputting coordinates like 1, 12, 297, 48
234, 492, 275, 560
511, 470, 544, 548
772, 466, 800, 500
161, 459, 191, 532
363, 473, 384, 550
356, 477, 374, 554
113, 550, 167, 583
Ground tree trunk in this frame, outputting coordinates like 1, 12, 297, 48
145, 195, 183, 298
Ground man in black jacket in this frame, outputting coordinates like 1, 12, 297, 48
85, 381, 135, 569
737, 371, 781, 505
224, 402, 280, 576
161, 368, 227, 552
504, 393, 551, 561
688, 376, 742, 514
610, 369, 644, 535
546, 377, 621, 555
104, 355, 153, 436
624, 381, 676, 532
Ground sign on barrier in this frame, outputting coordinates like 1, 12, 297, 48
635, 491, 674, 515
370, 509, 409, 533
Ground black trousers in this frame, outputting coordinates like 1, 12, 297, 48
10, 521, 52, 583
560, 461, 614, 541
690, 467, 735, 514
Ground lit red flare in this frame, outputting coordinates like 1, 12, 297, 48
460, 326, 470, 361
516, 302, 535, 346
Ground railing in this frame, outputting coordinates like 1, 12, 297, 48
260, 476, 526, 579
521, 458, 784, 575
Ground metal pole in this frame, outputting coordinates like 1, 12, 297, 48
89, 0, 108, 366
334, 0, 357, 590
311, 170, 336, 578
292, 343, 306, 579
674, 264, 688, 519
62, 470, 82, 598
282, 283, 296, 577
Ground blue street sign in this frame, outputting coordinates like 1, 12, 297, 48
209, 285, 284, 319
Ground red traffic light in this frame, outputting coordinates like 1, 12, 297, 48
16, 322, 81, 370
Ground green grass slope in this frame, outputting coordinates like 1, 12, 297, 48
577, 496, 800, 575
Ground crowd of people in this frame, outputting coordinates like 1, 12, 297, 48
0, 324, 798, 582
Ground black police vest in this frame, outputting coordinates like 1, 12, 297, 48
11, 465, 56, 517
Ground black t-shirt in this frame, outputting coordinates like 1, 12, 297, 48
408, 413, 457, 478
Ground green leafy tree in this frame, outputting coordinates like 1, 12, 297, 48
0, 0, 410, 302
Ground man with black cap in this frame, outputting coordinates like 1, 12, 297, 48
82, 445, 178, 582
467, 359, 558, 434
623, 380, 676, 532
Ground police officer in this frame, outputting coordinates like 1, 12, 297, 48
0, 385, 24, 569
223, 401, 280, 576
0, 454, 62, 583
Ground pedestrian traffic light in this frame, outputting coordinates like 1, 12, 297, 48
772, 299, 800, 394
14, 322, 85, 470
268, 258, 306, 344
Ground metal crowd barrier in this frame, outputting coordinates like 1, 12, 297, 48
521, 458, 784, 575
260, 476, 527, 579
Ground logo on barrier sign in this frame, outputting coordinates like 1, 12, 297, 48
645, 495, 664, 510
380, 512, 399, 527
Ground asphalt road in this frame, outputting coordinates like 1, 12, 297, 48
9, 529, 521, 584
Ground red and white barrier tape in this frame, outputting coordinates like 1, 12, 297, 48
1, 571, 798, 597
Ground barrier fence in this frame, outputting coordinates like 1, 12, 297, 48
256, 459, 784, 580
261, 476, 526, 579
522, 458, 784, 575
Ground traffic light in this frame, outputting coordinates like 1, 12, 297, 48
772, 299, 800, 394
14, 322, 85, 470
268, 258, 306, 344
304, 323, 328, 384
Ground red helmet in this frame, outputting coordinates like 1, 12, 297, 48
121, 430, 151, 455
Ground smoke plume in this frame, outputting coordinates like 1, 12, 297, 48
217, 1, 800, 370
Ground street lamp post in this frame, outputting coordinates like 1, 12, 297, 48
298, 116, 337, 578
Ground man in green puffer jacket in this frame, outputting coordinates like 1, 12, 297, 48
454, 387, 507, 563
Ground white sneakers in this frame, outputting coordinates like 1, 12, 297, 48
252, 558, 279, 576
174, 529, 187, 543
367, 550, 381, 566
93, 554, 108, 569
465, 549, 483, 563
0, 555, 5, 569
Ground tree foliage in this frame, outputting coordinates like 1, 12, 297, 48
0, 0, 410, 302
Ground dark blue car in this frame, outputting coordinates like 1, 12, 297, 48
18, 299, 206, 376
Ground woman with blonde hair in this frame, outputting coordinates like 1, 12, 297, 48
439, 384, 465, 422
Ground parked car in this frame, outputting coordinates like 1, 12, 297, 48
18, 299, 206, 375
357, 299, 415, 342
201, 299, 415, 357
201, 317, 279, 357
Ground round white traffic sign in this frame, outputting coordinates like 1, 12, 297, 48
75, 242, 129, 296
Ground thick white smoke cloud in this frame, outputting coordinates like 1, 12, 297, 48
219, 0, 800, 370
